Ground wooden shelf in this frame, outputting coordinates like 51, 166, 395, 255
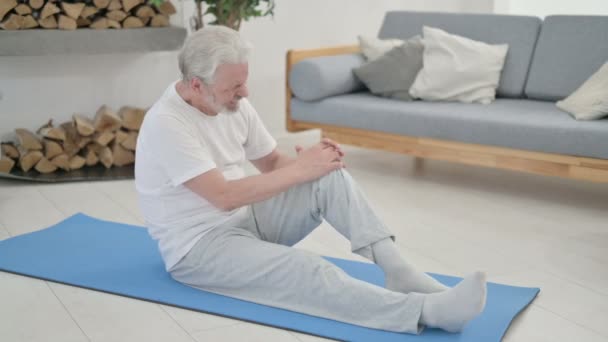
0, 27, 187, 56
0, 164, 134, 182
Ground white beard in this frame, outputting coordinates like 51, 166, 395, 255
204, 93, 243, 115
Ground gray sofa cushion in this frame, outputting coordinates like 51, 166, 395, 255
291, 93, 608, 159
378, 11, 541, 98
525, 15, 608, 101
289, 53, 366, 101
353, 38, 424, 101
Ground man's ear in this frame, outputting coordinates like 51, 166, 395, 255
190, 78, 203, 94
192, 77, 214, 97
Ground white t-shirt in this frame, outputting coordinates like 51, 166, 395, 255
135, 81, 276, 271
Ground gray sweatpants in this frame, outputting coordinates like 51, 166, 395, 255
170, 169, 424, 333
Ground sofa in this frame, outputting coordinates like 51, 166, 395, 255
286, 11, 608, 182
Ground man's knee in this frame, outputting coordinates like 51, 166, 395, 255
319, 168, 354, 188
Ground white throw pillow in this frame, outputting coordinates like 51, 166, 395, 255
409, 26, 509, 104
556, 62, 608, 120
357, 35, 404, 61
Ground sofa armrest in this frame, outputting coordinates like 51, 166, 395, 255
289, 54, 366, 101
287, 45, 361, 66
287, 45, 364, 102
286, 45, 361, 131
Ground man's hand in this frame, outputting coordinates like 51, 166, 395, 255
290, 138, 345, 183
295, 138, 345, 158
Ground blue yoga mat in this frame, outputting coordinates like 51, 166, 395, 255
0, 214, 539, 341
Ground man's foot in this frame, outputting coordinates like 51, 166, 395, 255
370, 238, 449, 294
419, 271, 487, 332
385, 269, 449, 294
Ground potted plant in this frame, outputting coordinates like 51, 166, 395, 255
189, 0, 275, 31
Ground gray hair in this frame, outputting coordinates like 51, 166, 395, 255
178, 26, 252, 85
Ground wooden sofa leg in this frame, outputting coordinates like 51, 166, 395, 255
413, 157, 425, 173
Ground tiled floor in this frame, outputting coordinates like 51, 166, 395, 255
1, 131, 607, 342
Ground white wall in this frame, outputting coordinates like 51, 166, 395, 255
0, 5, 187, 142
0, 52, 180, 142
460, 0, 494, 13
0, 0, 489, 141
494, 0, 608, 17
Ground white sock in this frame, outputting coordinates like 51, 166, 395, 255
354, 245, 374, 261
371, 238, 449, 294
420, 271, 487, 332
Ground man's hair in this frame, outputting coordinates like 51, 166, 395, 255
178, 26, 252, 85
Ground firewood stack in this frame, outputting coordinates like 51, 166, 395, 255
0, 0, 175, 30
0, 105, 147, 174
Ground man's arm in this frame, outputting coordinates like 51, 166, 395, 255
250, 149, 296, 173
185, 142, 344, 211
185, 166, 302, 211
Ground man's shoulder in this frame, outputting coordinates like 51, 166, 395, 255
147, 82, 188, 119
239, 98, 255, 113
141, 102, 190, 135
234, 98, 259, 121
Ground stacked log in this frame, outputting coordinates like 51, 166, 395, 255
0, 105, 146, 174
0, 0, 175, 30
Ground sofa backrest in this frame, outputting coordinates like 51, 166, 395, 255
378, 11, 541, 99
524, 15, 608, 101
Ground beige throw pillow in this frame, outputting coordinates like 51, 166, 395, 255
409, 26, 509, 104
557, 62, 608, 120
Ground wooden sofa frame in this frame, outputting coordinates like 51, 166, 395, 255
285, 46, 608, 183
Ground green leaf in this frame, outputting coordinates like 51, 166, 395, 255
149, 0, 165, 7
196, 0, 275, 23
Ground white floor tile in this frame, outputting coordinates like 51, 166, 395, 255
89, 180, 146, 225
0, 179, 40, 194
503, 305, 607, 342
191, 322, 301, 342
0, 273, 88, 342
160, 305, 241, 334
37, 182, 141, 226
566, 230, 608, 265
0, 221, 10, 240
492, 268, 608, 337
290, 331, 335, 342
0, 185, 65, 236
530, 248, 608, 297
48, 283, 195, 342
